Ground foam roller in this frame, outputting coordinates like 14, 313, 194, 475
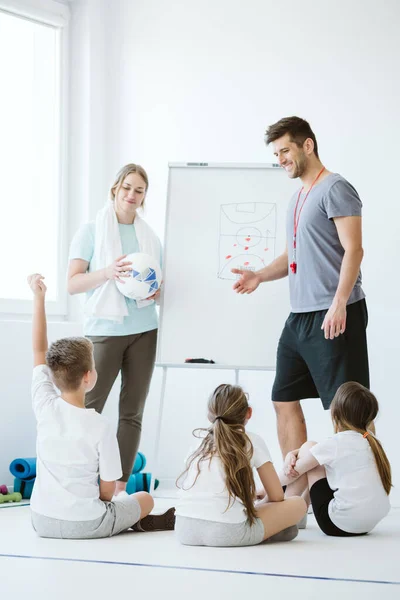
132, 452, 146, 474
126, 473, 159, 494
14, 477, 35, 499
9, 458, 36, 480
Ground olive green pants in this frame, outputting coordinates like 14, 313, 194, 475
86, 329, 157, 481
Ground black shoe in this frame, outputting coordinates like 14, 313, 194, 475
132, 507, 176, 532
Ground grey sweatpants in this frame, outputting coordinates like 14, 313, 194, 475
85, 330, 157, 482
175, 515, 265, 547
31, 496, 141, 539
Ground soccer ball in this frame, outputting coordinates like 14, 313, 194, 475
116, 252, 162, 300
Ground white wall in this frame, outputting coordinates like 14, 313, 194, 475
97, 0, 400, 500
2, 0, 399, 503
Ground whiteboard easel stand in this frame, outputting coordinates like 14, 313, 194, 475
150, 362, 276, 494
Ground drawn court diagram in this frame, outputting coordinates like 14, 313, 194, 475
159, 163, 295, 368
218, 202, 277, 280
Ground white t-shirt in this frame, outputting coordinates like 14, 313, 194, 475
30, 365, 122, 521
176, 431, 272, 523
310, 431, 390, 533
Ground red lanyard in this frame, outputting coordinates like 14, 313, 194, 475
290, 167, 325, 274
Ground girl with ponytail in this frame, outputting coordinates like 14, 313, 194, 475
280, 382, 391, 536
175, 384, 306, 547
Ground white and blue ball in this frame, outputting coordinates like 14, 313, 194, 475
116, 252, 162, 300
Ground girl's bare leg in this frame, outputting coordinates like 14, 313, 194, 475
256, 496, 307, 541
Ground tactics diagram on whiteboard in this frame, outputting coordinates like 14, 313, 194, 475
218, 202, 276, 280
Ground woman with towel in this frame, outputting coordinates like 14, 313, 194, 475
68, 164, 162, 497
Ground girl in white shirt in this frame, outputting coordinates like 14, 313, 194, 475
175, 384, 306, 546
281, 382, 391, 536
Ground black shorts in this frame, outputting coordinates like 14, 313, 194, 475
310, 478, 367, 537
272, 299, 369, 409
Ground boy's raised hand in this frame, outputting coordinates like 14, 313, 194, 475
28, 274, 48, 366
28, 274, 47, 296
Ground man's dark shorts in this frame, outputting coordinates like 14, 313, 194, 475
272, 299, 369, 409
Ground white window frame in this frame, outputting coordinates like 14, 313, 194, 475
0, 0, 70, 317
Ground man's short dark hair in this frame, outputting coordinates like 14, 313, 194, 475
265, 116, 319, 159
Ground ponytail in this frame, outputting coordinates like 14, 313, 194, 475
365, 433, 392, 495
213, 419, 257, 524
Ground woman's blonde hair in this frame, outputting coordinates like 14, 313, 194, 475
176, 384, 257, 523
110, 163, 149, 209
331, 382, 392, 494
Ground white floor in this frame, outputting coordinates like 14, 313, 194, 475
1, 497, 399, 599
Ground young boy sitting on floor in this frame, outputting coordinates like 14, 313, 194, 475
28, 273, 174, 539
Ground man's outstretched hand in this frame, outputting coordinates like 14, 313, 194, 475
231, 269, 260, 294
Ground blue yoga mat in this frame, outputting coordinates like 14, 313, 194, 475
9, 457, 36, 480
132, 452, 146, 474
14, 478, 35, 499
10, 454, 145, 480
126, 472, 159, 494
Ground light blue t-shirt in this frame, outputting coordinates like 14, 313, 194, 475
69, 222, 161, 336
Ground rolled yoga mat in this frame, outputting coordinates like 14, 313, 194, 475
10, 454, 144, 478
14, 478, 35, 499
10, 454, 145, 478
9, 457, 36, 499
9, 457, 36, 480
9, 454, 148, 498
132, 452, 146, 474
126, 472, 159, 494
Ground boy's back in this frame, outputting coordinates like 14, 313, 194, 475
31, 365, 121, 521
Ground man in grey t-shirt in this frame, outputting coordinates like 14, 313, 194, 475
232, 117, 369, 459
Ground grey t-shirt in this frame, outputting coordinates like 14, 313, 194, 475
286, 173, 365, 313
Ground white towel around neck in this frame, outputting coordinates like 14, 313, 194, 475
84, 201, 161, 323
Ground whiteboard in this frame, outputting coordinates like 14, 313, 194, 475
157, 163, 297, 368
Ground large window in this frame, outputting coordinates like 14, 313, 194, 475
0, 2, 68, 314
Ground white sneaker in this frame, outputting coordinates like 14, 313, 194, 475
112, 490, 129, 501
